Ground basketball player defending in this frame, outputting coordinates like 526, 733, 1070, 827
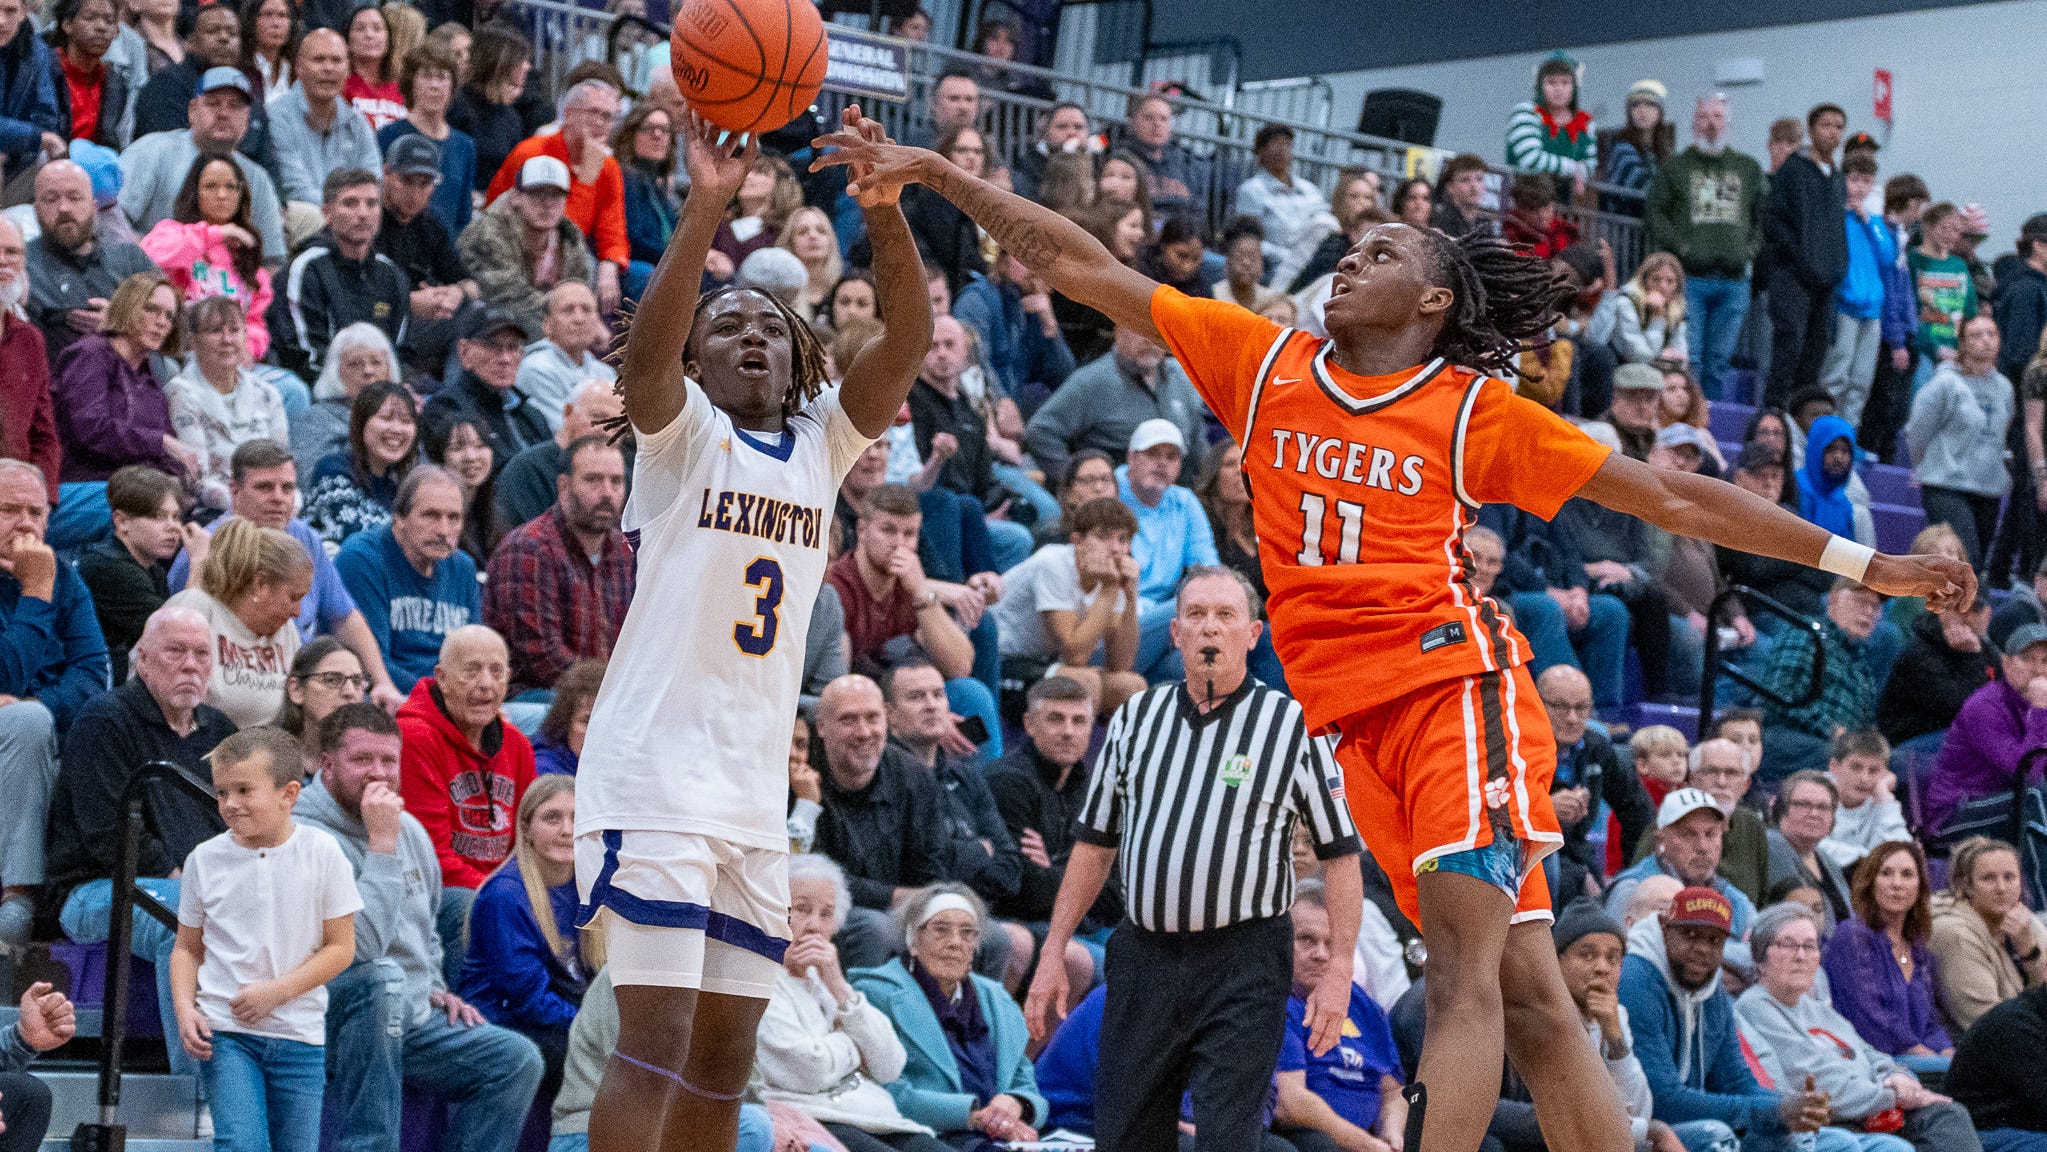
813, 133, 1972, 1152
578, 107, 929, 1152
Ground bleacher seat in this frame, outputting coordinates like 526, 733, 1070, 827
1627, 701, 1701, 741
1708, 400, 1756, 443
1871, 502, 1930, 555
52, 940, 163, 1040
1860, 462, 1918, 507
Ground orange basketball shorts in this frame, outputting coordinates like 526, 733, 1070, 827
1329, 664, 1564, 929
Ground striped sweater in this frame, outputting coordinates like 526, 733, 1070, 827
1506, 101, 1596, 180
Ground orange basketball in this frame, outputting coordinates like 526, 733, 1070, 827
670, 0, 828, 135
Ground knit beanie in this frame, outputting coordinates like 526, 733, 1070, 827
1626, 79, 1667, 109
1552, 898, 1626, 955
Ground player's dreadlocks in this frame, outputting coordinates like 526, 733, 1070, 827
603, 286, 832, 441
1419, 228, 1576, 377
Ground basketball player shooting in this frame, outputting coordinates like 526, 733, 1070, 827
811, 133, 1972, 1152
574, 106, 929, 1152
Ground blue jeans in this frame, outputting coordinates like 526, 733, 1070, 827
986, 519, 1034, 574
1668, 1119, 1737, 1152
992, 462, 1061, 529
546, 1103, 777, 1152
1685, 275, 1751, 401
202, 1029, 325, 1152
946, 676, 1002, 761
324, 961, 544, 1152
967, 612, 1000, 697
50, 480, 112, 554
437, 886, 474, 993
1508, 591, 1630, 708
1815, 1129, 1913, 1152
1980, 1131, 2047, 1152
60, 876, 191, 1076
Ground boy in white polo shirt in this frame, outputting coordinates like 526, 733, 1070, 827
170, 726, 362, 1151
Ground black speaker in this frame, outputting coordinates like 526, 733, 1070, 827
1357, 88, 1442, 147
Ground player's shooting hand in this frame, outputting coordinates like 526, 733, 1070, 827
1864, 552, 1975, 614
834, 105, 904, 208
681, 110, 759, 202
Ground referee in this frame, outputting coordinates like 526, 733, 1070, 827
1023, 566, 1365, 1152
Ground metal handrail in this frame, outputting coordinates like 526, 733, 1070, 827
75, 760, 216, 1150
498, 0, 1646, 268
1699, 586, 1828, 729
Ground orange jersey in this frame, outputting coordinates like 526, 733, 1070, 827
1149, 287, 1612, 732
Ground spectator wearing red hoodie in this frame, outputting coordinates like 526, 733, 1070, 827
1501, 172, 1579, 260
397, 622, 535, 984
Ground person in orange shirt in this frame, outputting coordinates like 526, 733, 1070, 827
485, 79, 628, 313
814, 131, 1975, 1152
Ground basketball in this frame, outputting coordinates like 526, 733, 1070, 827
670, 0, 828, 136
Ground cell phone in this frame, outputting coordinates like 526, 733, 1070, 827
957, 715, 991, 745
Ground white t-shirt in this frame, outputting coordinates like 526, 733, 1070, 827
990, 544, 1124, 662
176, 823, 363, 1045
577, 380, 871, 850
166, 587, 301, 729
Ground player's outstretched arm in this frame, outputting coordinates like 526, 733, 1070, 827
1575, 451, 1975, 611
617, 112, 758, 435
811, 132, 1164, 343
832, 108, 933, 438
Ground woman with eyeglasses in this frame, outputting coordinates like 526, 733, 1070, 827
273, 636, 368, 761
1765, 769, 1854, 933
1736, 902, 1982, 1152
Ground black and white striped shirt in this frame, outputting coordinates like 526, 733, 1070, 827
1075, 678, 1361, 934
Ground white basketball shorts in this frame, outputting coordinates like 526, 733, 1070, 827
575, 829, 789, 998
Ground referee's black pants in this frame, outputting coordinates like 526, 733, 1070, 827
1096, 914, 1293, 1152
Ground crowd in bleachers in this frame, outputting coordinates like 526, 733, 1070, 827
0, 2, 2044, 1150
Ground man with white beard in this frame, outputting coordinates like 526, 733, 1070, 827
0, 217, 62, 505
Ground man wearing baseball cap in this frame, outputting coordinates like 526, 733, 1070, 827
378, 134, 478, 375
116, 62, 288, 261
420, 307, 549, 482
456, 154, 597, 342
1603, 362, 1665, 460
1618, 885, 1835, 1150
1606, 788, 1759, 946
1117, 416, 1227, 681
1022, 322, 1206, 487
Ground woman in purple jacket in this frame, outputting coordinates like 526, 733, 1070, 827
1822, 840, 1953, 1074
1924, 624, 2047, 835
50, 273, 188, 550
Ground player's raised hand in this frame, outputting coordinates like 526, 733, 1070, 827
681, 110, 758, 202
832, 104, 904, 208
1864, 552, 1975, 614
809, 122, 933, 203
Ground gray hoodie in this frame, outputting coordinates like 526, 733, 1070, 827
1585, 1005, 1655, 1144
294, 775, 447, 1026
1734, 982, 1904, 1122
1904, 363, 2014, 498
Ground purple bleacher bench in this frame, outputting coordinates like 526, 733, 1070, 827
1870, 502, 1929, 556
1708, 400, 1757, 443
1627, 702, 1700, 742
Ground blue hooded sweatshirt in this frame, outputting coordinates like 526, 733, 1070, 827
1795, 415, 1859, 540
1617, 917, 1786, 1136
1837, 211, 1891, 321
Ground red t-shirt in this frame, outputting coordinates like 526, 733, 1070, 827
826, 550, 917, 666
343, 73, 405, 132
60, 53, 102, 142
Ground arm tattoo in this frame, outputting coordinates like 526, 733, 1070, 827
926, 164, 1068, 269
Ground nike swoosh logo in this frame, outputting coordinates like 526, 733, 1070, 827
1273, 376, 1301, 386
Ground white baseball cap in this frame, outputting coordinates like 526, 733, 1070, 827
1657, 786, 1726, 829
1128, 418, 1186, 455
517, 155, 571, 192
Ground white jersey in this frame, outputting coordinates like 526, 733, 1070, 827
577, 380, 871, 850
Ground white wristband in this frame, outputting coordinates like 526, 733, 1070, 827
1818, 536, 1875, 583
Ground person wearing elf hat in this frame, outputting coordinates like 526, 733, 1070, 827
1507, 51, 1597, 205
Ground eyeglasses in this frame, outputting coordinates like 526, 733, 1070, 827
919, 923, 981, 946
1769, 941, 1821, 955
302, 672, 371, 691
1541, 698, 1593, 717
1784, 799, 1835, 814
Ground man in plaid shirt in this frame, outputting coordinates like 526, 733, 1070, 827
1752, 578, 1886, 782
483, 435, 635, 697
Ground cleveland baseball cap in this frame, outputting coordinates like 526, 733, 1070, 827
195, 66, 253, 102
1664, 886, 1734, 933
1128, 418, 1185, 454
517, 155, 571, 193
1657, 787, 1725, 829
385, 134, 442, 178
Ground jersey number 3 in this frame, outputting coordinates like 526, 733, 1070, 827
734, 557, 785, 656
